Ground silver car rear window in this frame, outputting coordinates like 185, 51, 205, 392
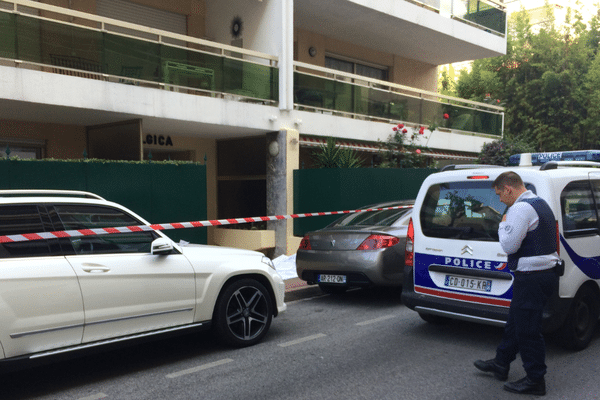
330, 208, 411, 227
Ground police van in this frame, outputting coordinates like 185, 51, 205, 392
401, 150, 600, 350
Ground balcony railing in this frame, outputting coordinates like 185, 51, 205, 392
294, 62, 504, 137
0, 0, 278, 104
412, 0, 506, 36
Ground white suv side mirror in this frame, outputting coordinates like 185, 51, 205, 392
151, 238, 174, 255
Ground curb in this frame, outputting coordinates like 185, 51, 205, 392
284, 277, 308, 292
284, 277, 323, 302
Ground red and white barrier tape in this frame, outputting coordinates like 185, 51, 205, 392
0, 205, 413, 244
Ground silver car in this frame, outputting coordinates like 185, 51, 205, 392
296, 200, 414, 294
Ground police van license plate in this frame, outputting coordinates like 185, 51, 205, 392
318, 274, 347, 284
444, 275, 492, 292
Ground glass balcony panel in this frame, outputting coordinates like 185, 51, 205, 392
2, 11, 277, 101
294, 71, 502, 136
454, 0, 506, 35
22, 18, 104, 74
0, 13, 16, 59
104, 33, 160, 83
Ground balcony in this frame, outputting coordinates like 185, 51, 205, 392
294, 0, 506, 66
414, 0, 506, 35
0, 0, 278, 104
294, 62, 503, 137
0, 0, 503, 139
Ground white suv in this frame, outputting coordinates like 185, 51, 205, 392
402, 151, 600, 350
0, 190, 286, 369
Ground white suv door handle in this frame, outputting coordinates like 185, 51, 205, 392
81, 265, 111, 273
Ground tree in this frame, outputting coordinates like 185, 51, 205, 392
477, 138, 534, 166
455, 4, 600, 152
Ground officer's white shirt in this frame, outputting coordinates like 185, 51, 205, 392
498, 190, 559, 272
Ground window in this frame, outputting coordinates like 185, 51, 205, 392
0, 205, 53, 258
0, 138, 44, 159
561, 180, 599, 237
325, 56, 388, 81
329, 208, 411, 228
420, 181, 535, 241
54, 205, 157, 254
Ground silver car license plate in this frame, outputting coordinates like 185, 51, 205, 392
444, 275, 491, 292
318, 274, 347, 284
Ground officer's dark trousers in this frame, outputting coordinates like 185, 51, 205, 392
495, 270, 558, 381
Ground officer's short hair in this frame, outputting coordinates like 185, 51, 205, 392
493, 171, 524, 189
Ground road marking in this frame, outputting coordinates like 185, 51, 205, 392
356, 314, 396, 326
278, 333, 327, 347
77, 394, 107, 400
165, 358, 233, 379
286, 294, 329, 304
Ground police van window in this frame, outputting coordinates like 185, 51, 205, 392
561, 180, 599, 237
420, 181, 535, 241
54, 204, 158, 255
0, 205, 53, 258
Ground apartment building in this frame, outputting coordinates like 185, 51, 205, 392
0, 0, 507, 255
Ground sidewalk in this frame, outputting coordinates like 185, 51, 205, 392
274, 254, 322, 301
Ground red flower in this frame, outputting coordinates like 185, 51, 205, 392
398, 123, 404, 129
416, 149, 421, 154
392, 127, 398, 131
402, 128, 408, 133
419, 127, 425, 135
443, 113, 449, 120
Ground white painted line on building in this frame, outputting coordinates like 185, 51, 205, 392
77, 394, 107, 400
278, 333, 327, 347
165, 358, 233, 379
356, 314, 396, 326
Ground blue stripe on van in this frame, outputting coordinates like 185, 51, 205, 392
560, 235, 600, 279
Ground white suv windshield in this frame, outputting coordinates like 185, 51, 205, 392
420, 181, 535, 241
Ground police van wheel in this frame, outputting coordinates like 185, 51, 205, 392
559, 286, 599, 351
418, 312, 450, 324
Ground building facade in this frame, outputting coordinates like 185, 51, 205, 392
0, 0, 507, 255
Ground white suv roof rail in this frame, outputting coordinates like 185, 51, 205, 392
540, 161, 600, 171
440, 164, 504, 172
0, 190, 105, 200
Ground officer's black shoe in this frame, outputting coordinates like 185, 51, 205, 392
473, 359, 509, 381
504, 377, 546, 396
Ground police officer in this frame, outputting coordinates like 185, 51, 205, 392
474, 171, 559, 396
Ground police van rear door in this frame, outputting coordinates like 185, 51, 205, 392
414, 177, 514, 308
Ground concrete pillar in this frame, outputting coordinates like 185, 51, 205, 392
266, 128, 299, 257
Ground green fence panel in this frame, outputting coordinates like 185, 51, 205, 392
0, 13, 16, 59
293, 168, 438, 236
84, 162, 154, 217
1, 160, 87, 190
147, 163, 207, 244
0, 160, 207, 244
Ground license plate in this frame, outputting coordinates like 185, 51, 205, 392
444, 275, 492, 292
318, 274, 347, 284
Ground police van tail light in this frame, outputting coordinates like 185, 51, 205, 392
299, 235, 312, 250
356, 235, 399, 250
405, 218, 414, 267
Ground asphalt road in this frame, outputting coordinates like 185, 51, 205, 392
2, 287, 600, 400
